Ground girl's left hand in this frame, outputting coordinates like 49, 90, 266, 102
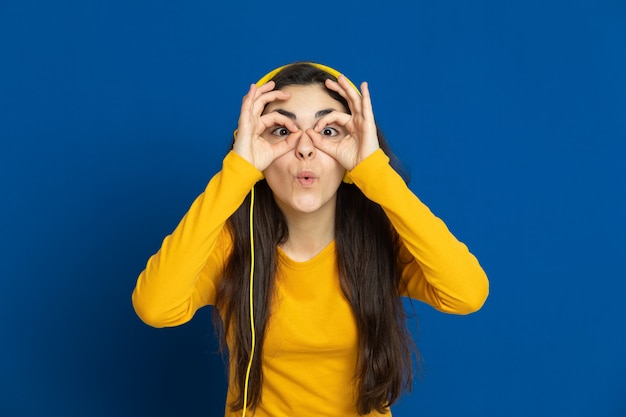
307, 76, 380, 171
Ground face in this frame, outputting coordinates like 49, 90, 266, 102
262, 84, 348, 218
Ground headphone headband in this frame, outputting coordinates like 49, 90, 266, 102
255, 62, 361, 95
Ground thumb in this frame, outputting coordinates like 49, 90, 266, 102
272, 130, 302, 158
308, 129, 354, 170
307, 128, 336, 156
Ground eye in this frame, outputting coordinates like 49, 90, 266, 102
271, 126, 291, 137
320, 126, 339, 137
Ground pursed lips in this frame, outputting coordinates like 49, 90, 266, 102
295, 170, 317, 186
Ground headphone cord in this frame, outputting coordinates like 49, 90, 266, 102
241, 186, 256, 417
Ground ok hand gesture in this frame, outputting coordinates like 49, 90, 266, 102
307, 76, 380, 171
233, 81, 302, 171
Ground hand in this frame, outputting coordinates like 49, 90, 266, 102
233, 81, 302, 171
307, 76, 380, 171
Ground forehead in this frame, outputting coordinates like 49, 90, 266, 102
264, 84, 347, 115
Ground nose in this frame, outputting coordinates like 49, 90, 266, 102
295, 130, 315, 160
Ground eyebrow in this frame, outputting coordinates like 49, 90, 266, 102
273, 108, 336, 120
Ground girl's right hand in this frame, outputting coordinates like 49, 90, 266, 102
233, 81, 302, 172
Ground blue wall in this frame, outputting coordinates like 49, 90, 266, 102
1, 1, 625, 416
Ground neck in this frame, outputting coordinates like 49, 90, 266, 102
279, 207, 336, 263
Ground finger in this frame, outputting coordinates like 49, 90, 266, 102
307, 128, 347, 164
270, 130, 302, 157
337, 75, 363, 114
254, 80, 276, 97
324, 78, 350, 102
252, 89, 291, 115
307, 128, 334, 152
236, 85, 258, 139
359, 81, 375, 121
240, 81, 284, 113
238, 87, 292, 138
240, 84, 271, 122
252, 81, 280, 109
239, 84, 257, 117
258, 112, 300, 135
325, 77, 362, 116
313, 111, 352, 134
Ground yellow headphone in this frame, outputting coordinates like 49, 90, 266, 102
254, 62, 361, 94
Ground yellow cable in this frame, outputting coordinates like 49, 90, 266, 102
242, 186, 256, 417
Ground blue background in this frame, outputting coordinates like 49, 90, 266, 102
1, 0, 625, 416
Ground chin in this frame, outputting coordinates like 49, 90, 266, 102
293, 202, 323, 213
276, 193, 335, 217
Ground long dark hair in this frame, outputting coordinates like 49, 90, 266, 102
214, 62, 417, 414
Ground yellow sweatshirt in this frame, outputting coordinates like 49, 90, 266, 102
132, 149, 489, 417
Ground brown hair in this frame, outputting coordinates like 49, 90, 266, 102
214, 62, 417, 414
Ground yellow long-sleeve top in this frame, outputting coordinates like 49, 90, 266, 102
132, 149, 489, 417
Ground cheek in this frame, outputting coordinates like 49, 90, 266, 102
331, 172, 346, 191
263, 161, 289, 191
327, 160, 347, 186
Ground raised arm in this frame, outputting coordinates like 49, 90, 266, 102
132, 152, 263, 327
308, 75, 488, 314
348, 150, 489, 314
133, 81, 300, 327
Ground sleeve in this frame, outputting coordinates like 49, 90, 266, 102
346, 149, 489, 315
131, 151, 264, 328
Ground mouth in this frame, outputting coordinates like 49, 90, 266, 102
296, 171, 317, 186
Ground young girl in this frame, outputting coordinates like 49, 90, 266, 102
132, 62, 489, 417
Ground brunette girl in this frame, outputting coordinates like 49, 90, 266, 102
132, 62, 489, 417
